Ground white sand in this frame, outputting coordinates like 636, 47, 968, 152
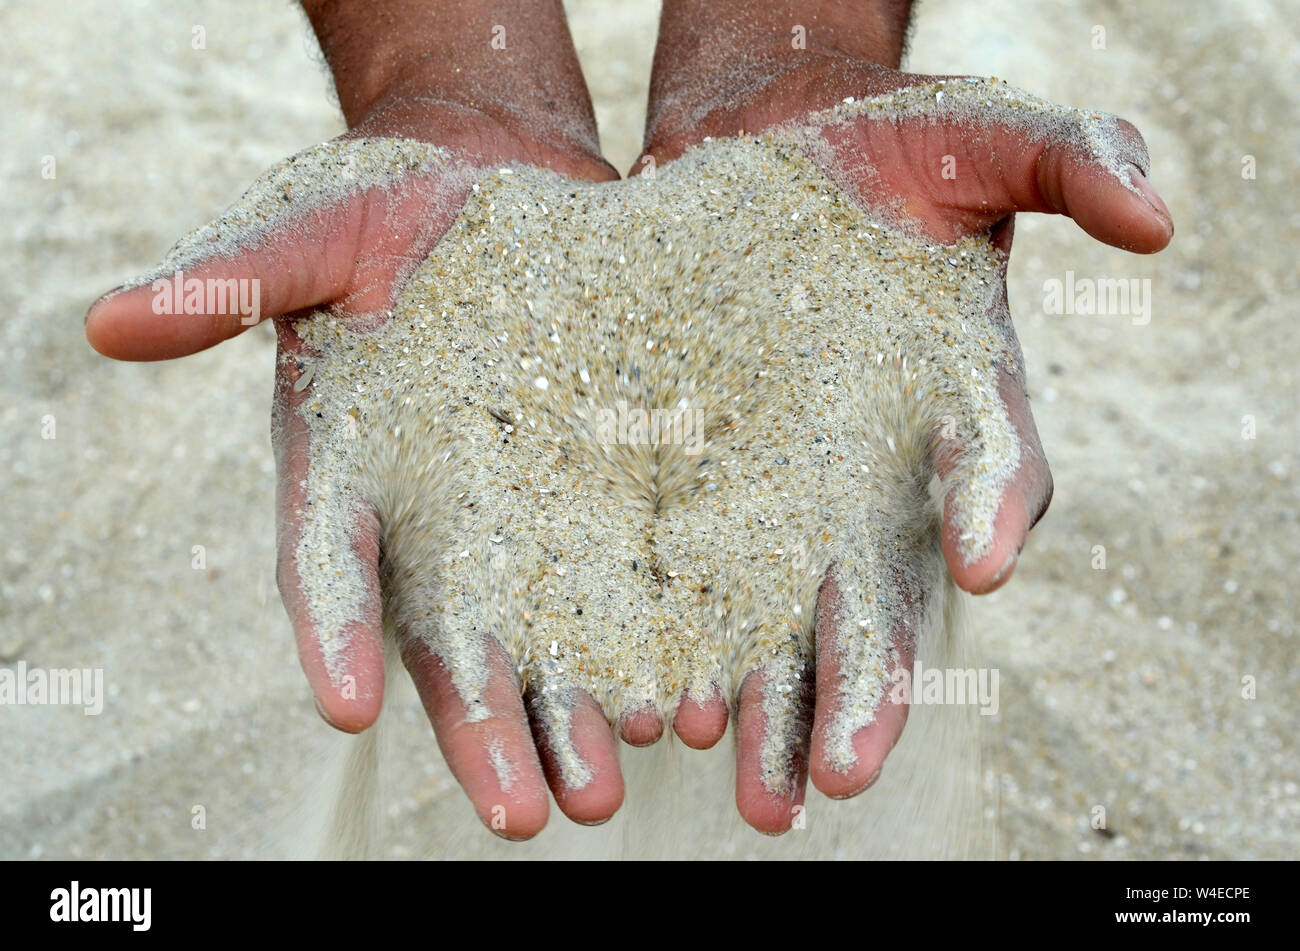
1, 0, 1296, 859
268, 117, 1015, 789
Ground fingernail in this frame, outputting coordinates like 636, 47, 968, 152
490, 828, 535, 842
314, 695, 340, 729
989, 550, 1018, 588
85, 285, 126, 325
1127, 164, 1172, 221
830, 767, 883, 800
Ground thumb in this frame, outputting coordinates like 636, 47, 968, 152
998, 116, 1174, 253
85, 205, 355, 361
820, 78, 1174, 251
85, 138, 455, 361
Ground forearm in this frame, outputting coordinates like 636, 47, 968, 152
300, 0, 604, 166
653, 0, 913, 72
646, 0, 914, 147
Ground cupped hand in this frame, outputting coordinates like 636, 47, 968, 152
85, 103, 622, 840
640, 58, 1173, 829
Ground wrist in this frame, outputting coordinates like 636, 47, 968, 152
655, 0, 912, 70
645, 0, 912, 152
302, 0, 614, 180
346, 86, 617, 182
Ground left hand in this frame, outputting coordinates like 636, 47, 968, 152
640, 0, 1173, 831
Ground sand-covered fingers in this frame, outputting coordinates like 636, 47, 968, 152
497, 560, 631, 826
921, 224, 1050, 592
654, 500, 822, 830
526, 683, 625, 824
273, 324, 387, 732
726, 610, 817, 830
735, 668, 811, 834
670, 686, 729, 750
336, 393, 633, 830
351, 412, 620, 832
809, 556, 924, 798
465, 475, 668, 822
402, 636, 550, 840
936, 365, 1053, 594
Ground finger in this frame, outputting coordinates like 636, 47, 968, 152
920, 215, 1050, 594
86, 211, 354, 360
1015, 118, 1173, 251
821, 78, 1173, 251
527, 686, 626, 825
273, 323, 385, 733
671, 686, 729, 750
936, 367, 1053, 596
459, 477, 637, 822
618, 704, 665, 747
85, 141, 460, 360
809, 566, 913, 798
403, 636, 551, 841
734, 670, 808, 835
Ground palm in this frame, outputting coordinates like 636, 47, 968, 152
86, 125, 622, 839
86, 71, 1171, 839
641, 66, 1173, 810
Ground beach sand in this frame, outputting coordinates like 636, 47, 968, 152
1, 0, 1296, 859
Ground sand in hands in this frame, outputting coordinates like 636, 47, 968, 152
133, 79, 1135, 792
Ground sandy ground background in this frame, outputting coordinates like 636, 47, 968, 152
1, 0, 1296, 859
